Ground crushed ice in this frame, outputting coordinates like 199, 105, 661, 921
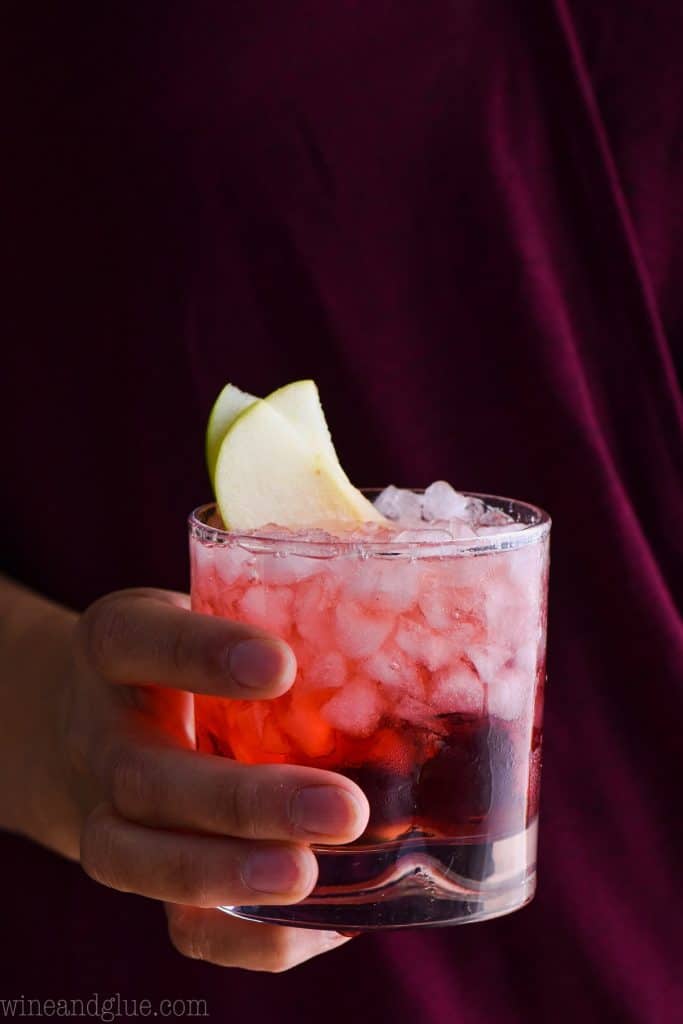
374, 486, 424, 522
374, 481, 518, 539
229, 482, 522, 548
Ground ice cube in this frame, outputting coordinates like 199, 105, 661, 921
374, 485, 424, 522
434, 552, 492, 588
443, 518, 478, 540
259, 552, 323, 585
394, 528, 455, 543
338, 557, 420, 613
392, 693, 435, 727
280, 695, 336, 757
215, 544, 259, 586
484, 573, 540, 647
477, 507, 516, 527
422, 481, 471, 522
465, 643, 531, 720
237, 585, 269, 628
363, 648, 423, 696
237, 585, 293, 637
504, 542, 546, 591
429, 662, 484, 715
293, 574, 336, 645
487, 668, 532, 721
418, 583, 484, 642
303, 650, 348, 690
322, 678, 385, 736
192, 541, 215, 579
334, 603, 393, 659
462, 497, 487, 522
191, 547, 219, 610
417, 584, 450, 631
514, 640, 540, 678
467, 643, 510, 685
377, 561, 421, 612
474, 505, 527, 539
395, 620, 453, 672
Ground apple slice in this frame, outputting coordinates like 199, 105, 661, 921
214, 399, 384, 529
206, 383, 256, 483
266, 380, 338, 461
206, 380, 336, 486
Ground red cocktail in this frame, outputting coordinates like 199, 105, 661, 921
190, 490, 550, 929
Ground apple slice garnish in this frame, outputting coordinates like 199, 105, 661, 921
213, 384, 384, 529
266, 380, 338, 461
206, 380, 338, 485
206, 383, 256, 483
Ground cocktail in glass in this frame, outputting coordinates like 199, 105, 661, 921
189, 491, 550, 930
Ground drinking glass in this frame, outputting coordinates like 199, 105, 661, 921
189, 491, 550, 930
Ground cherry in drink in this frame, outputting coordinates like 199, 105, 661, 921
190, 490, 550, 929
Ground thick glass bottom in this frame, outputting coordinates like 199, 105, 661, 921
221, 819, 537, 931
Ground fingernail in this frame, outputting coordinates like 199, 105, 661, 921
243, 848, 303, 894
292, 786, 364, 837
229, 639, 293, 691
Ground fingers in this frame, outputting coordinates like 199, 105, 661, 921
166, 905, 352, 972
76, 588, 296, 697
81, 806, 318, 907
109, 744, 369, 844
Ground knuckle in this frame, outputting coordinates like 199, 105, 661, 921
78, 594, 128, 676
109, 745, 154, 818
165, 845, 209, 906
221, 775, 262, 839
169, 619, 196, 676
167, 909, 211, 962
167, 911, 309, 972
80, 808, 122, 890
263, 931, 304, 973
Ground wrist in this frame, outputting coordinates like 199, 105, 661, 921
31, 608, 87, 860
0, 580, 83, 859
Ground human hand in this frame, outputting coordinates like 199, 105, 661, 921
61, 588, 369, 970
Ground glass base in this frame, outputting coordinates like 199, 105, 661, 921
221, 819, 537, 931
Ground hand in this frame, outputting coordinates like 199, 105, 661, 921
60, 587, 369, 971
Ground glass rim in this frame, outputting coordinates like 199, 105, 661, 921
189, 491, 551, 558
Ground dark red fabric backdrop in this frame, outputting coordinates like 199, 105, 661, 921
3, 2, 682, 1021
